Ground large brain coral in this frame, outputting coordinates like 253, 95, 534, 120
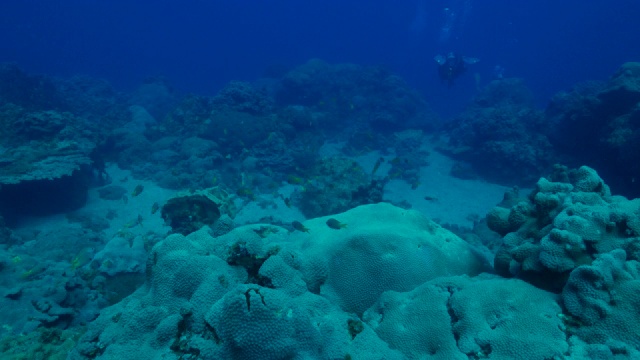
562, 249, 640, 349
306, 203, 490, 315
364, 275, 568, 360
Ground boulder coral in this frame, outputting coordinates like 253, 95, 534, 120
487, 165, 640, 355
69, 203, 489, 359
562, 249, 640, 350
364, 275, 568, 359
489, 165, 640, 292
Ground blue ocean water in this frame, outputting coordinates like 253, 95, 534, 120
2, 1, 638, 114
1, 1, 640, 358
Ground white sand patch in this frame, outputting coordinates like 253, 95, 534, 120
12, 163, 175, 244
386, 150, 510, 227
233, 183, 305, 225
87, 164, 175, 238
351, 148, 512, 228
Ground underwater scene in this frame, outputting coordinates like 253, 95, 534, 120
1, 1, 640, 359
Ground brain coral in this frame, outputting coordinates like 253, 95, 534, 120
304, 202, 490, 315
364, 275, 568, 360
450, 276, 568, 359
562, 249, 640, 349
69, 202, 491, 359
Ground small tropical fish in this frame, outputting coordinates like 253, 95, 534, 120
411, 181, 421, 190
236, 187, 255, 199
70, 249, 92, 271
132, 184, 144, 197
287, 175, 305, 185
372, 157, 385, 176
424, 196, 439, 202
136, 214, 144, 226
326, 218, 347, 230
291, 221, 310, 233
283, 197, 292, 208
21, 267, 43, 279
151, 202, 160, 214
122, 195, 129, 204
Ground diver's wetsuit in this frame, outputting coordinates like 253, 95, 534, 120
438, 53, 466, 86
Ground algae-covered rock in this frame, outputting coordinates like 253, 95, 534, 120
161, 187, 236, 235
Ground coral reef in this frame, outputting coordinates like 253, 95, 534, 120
0, 68, 133, 223
444, 78, 554, 185
489, 165, 640, 291
0, 226, 109, 336
562, 249, 640, 351
69, 203, 489, 359
0, 64, 62, 110
545, 62, 640, 197
212, 81, 274, 115
294, 157, 382, 218
485, 166, 640, 355
364, 274, 568, 359
5, 60, 640, 359
0, 328, 84, 360
277, 58, 436, 132
0, 108, 95, 223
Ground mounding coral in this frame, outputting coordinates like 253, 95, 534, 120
69, 203, 493, 359
72, 199, 640, 359
488, 165, 640, 291
364, 275, 568, 359
487, 165, 640, 356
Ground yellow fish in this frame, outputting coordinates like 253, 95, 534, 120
132, 184, 144, 197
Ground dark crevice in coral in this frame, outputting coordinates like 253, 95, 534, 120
244, 288, 266, 312
170, 309, 205, 357
205, 322, 222, 345
347, 319, 364, 340
443, 286, 461, 345
227, 242, 277, 288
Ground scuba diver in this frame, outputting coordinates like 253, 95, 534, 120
435, 52, 479, 86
